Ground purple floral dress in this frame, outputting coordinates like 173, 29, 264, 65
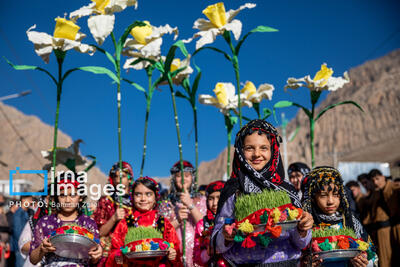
212, 194, 311, 265
30, 214, 99, 267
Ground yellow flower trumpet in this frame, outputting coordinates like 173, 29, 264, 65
214, 83, 229, 106
53, 18, 80, 40
202, 2, 227, 28
92, 0, 110, 14
130, 21, 153, 45
313, 64, 334, 87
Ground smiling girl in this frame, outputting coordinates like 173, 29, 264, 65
107, 177, 181, 266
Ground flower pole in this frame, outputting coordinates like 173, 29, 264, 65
192, 2, 278, 127
121, 21, 178, 176
5, 17, 95, 213
273, 64, 364, 167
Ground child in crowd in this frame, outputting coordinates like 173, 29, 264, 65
158, 161, 206, 267
29, 175, 102, 266
107, 177, 181, 266
212, 120, 313, 266
193, 180, 225, 266
301, 166, 376, 267
92, 161, 134, 266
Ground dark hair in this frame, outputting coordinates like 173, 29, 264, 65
368, 169, 383, 179
346, 180, 360, 188
198, 184, 207, 191
357, 173, 369, 182
132, 178, 158, 195
394, 177, 400, 182
53, 172, 86, 214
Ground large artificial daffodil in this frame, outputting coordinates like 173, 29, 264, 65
285, 63, 350, 92
70, 0, 138, 45
123, 21, 178, 70
199, 82, 251, 115
192, 2, 256, 49
41, 139, 86, 171
27, 18, 94, 63
241, 81, 274, 103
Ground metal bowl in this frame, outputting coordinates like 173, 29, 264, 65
253, 220, 299, 233
314, 249, 361, 262
124, 250, 168, 259
50, 234, 97, 259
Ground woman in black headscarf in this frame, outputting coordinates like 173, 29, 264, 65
211, 119, 313, 266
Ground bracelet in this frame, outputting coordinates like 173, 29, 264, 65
188, 203, 195, 211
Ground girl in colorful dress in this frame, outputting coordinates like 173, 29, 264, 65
300, 166, 376, 267
29, 176, 102, 266
193, 180, 225, 266
212, 119, 314, 266
92, 161, 134, 266
158, 161, 207, 267
106, 177, 182, 266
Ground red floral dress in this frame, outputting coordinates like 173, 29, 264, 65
106, 209, 182, 267
93, 196, 133, 266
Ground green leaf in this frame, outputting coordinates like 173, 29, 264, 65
273, 100, 311, 122
315, 101, 364, 121
170, 66, 187, 78
78, 66, 119, 84
192, 46, 231, 61
310, 91, 322, 105
83, 155, 97, 172
164, 40, 188, 75
191, 62, 202, 97
288, 126, 300, 142
130, 57, 157, 67
4, 57, 57, 85
123, 78, 146, 93
175, 90, 189, 100
236, 25, 279, 55
90, 44, 116, 70
116, 21, 147, 61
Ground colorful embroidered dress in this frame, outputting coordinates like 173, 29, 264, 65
106, 209, 182, 266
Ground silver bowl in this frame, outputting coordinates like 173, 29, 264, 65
314, 249, 361, 262
124, 250, 168, 259
253, 220, 299, 233
50, 234, 97, 259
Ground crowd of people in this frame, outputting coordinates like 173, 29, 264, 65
0, 119, 398, 267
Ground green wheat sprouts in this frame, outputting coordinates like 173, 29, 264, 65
235, 190, 291, 221
124, 226, 163, 244
312, 228, 357, 239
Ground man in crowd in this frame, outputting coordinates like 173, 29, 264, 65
287, 162, 310, 199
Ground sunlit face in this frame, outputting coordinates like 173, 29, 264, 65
174, 171, 193, 191
112, 171, 131, 193
315, 184, 340, 215
372, 174, 386, 190
58, 187, 81, 213
289, 171, 303, 191
207, 191, 221, 214
133, 183, 156, 212
243, 132, 271, 171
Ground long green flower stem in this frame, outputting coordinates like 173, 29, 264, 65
232, 56, 242, 127
310, 104, 316, 168
224, 115, 233, 176
49, 50, 65, 213
192, 105, 199, 188
140, 70, 153, 177
111, 32, 123, 204
167, 76, 186, 265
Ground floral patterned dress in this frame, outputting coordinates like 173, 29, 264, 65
158, 196, 207, 267
30, 214, 99, 267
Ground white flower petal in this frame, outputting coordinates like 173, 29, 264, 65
140, 38, 163, 58
26, 25, 54, 63
226, 3, 256, 22
324, 72, 350, 91
88, 14, 115, 45
198, 94, 219, 106
194, 27, 221, 49
224, 19, 242, 40
193, 18, 216, 31
70, 3, 96, 20
148, 24, 178, 41
123, 57, 149, 70
249, 83, 274, 103
105, 0, 138, 14
173, 56, 193, 85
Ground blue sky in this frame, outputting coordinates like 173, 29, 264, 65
1, 0, 399, 178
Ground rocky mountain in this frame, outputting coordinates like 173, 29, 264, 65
0, 102, 107, 195
197, 49, 400, 185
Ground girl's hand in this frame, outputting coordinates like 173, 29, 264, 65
177, 207, 189, 223
113, 208, 126, 222
40, 238, 56, 254
167, 247, 177, 261
297, 211, 313, 237
179, 192, 193, 208
222, 225, 236, 242
350, 252, 368, 267
88, 244, 102, 262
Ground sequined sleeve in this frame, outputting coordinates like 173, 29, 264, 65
110, 219, 128, 250
193, 219, 209, 266
78, 215, 100, 240
30, 215, 53, 253
93, 196, 115, 227
158, 200, 177, 222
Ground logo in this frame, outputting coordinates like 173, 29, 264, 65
9, 167, 48, 196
